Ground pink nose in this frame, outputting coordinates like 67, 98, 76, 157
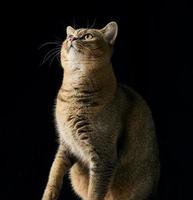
69, 35, 77, 42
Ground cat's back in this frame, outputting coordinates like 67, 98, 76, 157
118, 84, 147, 107
117, 84, 153, 119
117, 84, 158, 162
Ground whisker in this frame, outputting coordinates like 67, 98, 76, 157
44, 50, 61, 64
42, 47, 61, 62
53, 35, 64, 42
38, 41, 62, 50
73, 16, 76, 29
41, 49, 61, 65
90, 17, 97, 29
86, 18, 90, 29
57, 54, 60, 63
49, 51, 61, 68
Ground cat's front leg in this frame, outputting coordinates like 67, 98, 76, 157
87, 153, 115, 200
42, 145, 72, 200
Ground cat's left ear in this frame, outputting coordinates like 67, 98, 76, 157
66, 26, 75, 35
101, 21, 118, 45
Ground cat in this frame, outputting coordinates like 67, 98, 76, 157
42, 21, 160, 200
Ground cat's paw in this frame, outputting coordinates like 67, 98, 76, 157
42, 185, 59, 200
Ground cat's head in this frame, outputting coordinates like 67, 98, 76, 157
61, 22, 118, 65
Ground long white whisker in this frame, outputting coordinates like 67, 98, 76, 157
73, 16, 76, 29
38, 42, 61, 50
87, 18, 90, 29
54, 36, 64, 42
90, 17, 97, 28
43, 50, 61, 64
49, 52, 61, 67
44, 47, 61, 56
42, 49, 61, 65
42, 47, 61, 59
57, 54, 60, 63
42, 50, 59, 65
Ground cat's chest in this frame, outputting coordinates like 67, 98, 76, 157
55, 103, 97, 159
55, 88, 121, 162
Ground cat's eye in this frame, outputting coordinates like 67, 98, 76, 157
82, 34, 93, 40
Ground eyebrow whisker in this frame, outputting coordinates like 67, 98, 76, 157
86, 18, 90, 29
90, 17, 97, 29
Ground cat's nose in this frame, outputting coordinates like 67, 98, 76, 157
69, 35, 78, 42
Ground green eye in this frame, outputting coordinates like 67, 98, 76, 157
83, 33, 93, 40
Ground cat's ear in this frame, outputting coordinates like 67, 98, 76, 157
101, 22, 118, 45
66, 26, 75, 35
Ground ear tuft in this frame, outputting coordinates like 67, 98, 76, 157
101, 21, 118, 45
66, 26, 75, 35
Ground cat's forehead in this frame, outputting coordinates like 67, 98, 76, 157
74, 28, 100, 36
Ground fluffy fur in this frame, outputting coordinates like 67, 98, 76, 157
42, 22, 160, 200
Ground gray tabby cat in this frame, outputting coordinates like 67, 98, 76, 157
42, 21, 160, 200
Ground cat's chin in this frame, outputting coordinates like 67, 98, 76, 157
70, 43, 81, 51
65, 42, 78, 53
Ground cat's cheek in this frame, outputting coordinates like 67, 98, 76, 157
61, 45, 72, 59
60, 52, 67, 62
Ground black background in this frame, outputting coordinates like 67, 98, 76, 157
2, 1, 193, 200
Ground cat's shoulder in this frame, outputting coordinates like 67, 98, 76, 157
118, 84, 149, 108
118, 84, 142, 100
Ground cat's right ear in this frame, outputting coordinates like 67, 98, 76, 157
66, 26, 75, 35
100, 22, 118, 45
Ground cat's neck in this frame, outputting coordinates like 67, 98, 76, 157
61, 61, 117, 102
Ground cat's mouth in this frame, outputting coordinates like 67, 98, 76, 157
69, 43, 79, 51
